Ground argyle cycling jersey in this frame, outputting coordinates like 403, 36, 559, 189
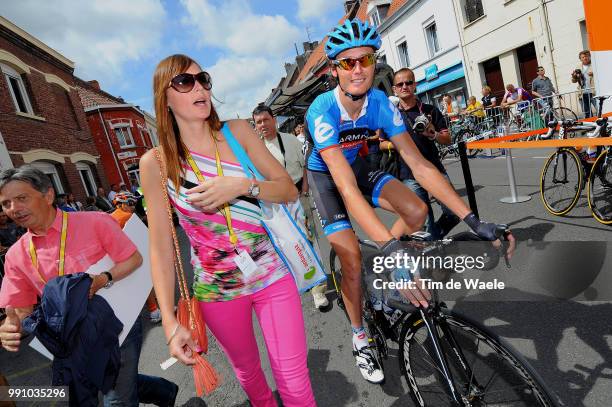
304, 87, 406, 172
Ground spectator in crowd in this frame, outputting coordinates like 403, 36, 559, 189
463, 96, 485, 118
481, 85, 497, 109
110, 192, 138, 228
384, 68, 461, 239
441, 94, 460, 122
83, 196, 100, 212
66, 192, 83, 211
293, 123, 305, 145
571, 50, 596, 117
0, 209, 25, 249
95, 187, 113, 212
252, 104, 328, 310
107, 183, 120, 202
501, 83, 532, 111
0, 165, 178, 406
110, 192, 162, 323
531, 66, 556, 101
55, 193, 76, 212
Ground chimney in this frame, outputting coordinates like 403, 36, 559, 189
87, 80, 100, 90
285, 62, 294, 75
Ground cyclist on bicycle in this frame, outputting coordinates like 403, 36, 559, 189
304, 19, 506, 384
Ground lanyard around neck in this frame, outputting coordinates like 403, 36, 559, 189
29, 211, 68, 284
185, 134, 239, 250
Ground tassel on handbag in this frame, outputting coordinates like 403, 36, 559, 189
154, 148, 219, 395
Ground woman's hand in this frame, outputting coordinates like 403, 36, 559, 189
186, 176, 249, 212
167, 324, 197, 366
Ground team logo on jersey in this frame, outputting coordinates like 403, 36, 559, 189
314, 115, 335, 143
390, 101, 403, 127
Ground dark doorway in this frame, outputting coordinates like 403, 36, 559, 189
517, 42, 538, 90
482, 57, 505, 101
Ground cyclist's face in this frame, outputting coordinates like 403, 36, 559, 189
332, 46, 375, 96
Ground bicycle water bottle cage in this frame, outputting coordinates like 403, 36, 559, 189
547, 121, 557, 128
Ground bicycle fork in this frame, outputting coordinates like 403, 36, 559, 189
419, 308, 482, 406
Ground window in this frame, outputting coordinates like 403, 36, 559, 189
397, 41, 410, 67
76, 162, 97, 196
127, 167, 141, 188
579, 20, 589, 50
425, 22, 440, 56
1, 63, 34, 114
464, 0, 484, 24
369, 4, 390, 26
31, 161, 64, 194
378, 54, 387, 65
113, 125, 135, 148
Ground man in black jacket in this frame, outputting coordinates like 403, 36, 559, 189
382, 68, 460, 239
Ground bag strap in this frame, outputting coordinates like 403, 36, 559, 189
220, 123, 265, 180
153, 148, 191, 302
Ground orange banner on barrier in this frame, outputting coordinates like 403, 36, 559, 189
468, 112, 612, 146
467, 136, 612, 150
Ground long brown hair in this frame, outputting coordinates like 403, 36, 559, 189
153, 54, 222, 190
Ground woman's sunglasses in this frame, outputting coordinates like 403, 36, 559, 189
169, 71, 212, 93
332, 53, 377, 71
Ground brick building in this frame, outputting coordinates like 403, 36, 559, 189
76, 79, 155, 191
0, 16, 104, 201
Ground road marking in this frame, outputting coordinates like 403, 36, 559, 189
6, 362, 51, 380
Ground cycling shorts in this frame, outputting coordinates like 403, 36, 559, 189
307, 155, 395, 236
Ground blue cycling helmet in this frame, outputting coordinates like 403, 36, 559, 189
325, 19, 381, 59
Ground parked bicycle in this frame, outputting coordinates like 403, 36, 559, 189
328, 229, 559, 406
539, 96, 611, 219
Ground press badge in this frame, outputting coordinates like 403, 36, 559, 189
234, 250, 258, 278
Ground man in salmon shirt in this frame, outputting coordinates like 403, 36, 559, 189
0, 165, 177, 406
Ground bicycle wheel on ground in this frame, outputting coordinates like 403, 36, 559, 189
540, 148, 584, 216
399, 310, 558, 407
587, 151, 612, 224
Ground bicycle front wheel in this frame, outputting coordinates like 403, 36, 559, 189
540, 148, 584, 215
588, 151, 612, 224
399, 310, 558, 407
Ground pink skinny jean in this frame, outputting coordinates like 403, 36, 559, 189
199, 274, 316, 407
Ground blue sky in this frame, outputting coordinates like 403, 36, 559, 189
2, 0, 345, 118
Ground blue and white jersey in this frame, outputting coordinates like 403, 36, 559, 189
304, 87, 406, 172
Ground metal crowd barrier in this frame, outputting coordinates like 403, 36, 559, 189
442, 88, 596, 143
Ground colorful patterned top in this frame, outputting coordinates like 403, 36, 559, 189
167, 149, 288, 302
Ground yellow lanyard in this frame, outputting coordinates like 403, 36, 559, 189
185, 135, 239, 250
29, 211, 68, 284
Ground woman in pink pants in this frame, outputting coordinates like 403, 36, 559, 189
140, 54, 316, 406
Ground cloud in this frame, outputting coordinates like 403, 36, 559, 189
1, 0, 165, 85
206, 56, 283, 119
297, 0, 344, 22
181, 0, 300, 57
179, 0, 305, 118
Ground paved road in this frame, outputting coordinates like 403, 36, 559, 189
2, 148, 611, 406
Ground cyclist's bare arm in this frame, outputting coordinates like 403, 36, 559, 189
321, 147, 394, 242
391, 131, 471, 220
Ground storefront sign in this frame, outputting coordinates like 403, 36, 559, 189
117, 151, 137, 160
425, 64, 439, 81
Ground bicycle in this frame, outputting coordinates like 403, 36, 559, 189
328, 229, 559, 406
442, 117, 482, 159
526, 96, 579, 141
587, 129, 612, 225
539, 96, 610, 216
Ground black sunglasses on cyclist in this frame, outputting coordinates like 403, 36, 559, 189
169, 71, 212, 93
393, 80, 415, 88
332, 53, 377, 71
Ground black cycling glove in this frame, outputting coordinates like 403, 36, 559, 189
463, 213, 502, 241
